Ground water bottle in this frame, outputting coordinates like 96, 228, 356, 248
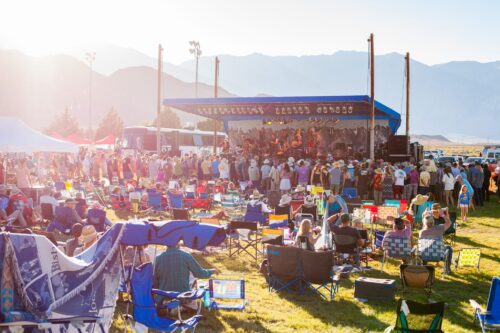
203, 288, 211, 308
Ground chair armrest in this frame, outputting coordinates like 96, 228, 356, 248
469, 299, 485, 313
176, 289, 205, 300
152, 289, 182, 299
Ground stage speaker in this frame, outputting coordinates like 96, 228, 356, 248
387, 135, 408, 155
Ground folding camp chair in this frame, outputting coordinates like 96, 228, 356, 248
266, 245, 301, 293
268, 214, 288, 229
243, 203, 266, 225
384, 299, 445, 333
167, 192, 184, 210
470, 277, 500, 333
148, 192, 164, 212
172, 208, 191, 220
342, 187, 358, 199
417, 238, 449, 277
301, 204, 317, 222
266, 190, 280, 208
454, 248, 481, 272
333, 234, 360, 266
54, 181, 66, 192
381, 237, 412, 272
87, 208, 107, 232
47, 206, 74, 234
275, 204, 291, 223
290, 200, 302, 213
294, 213, 314, 228
300, 249, 339, 301
125, 262, 204, 333
40, 203, 55, 225
311, 186, 324, 196
221, 194, 239, 209
228, 221, 260, 261
384, 200, 401, 209
443, 212, 457, 245
206, 275, 247, 311
377, 206, 399, 226
261, 228, 284, 251
400, 264, 435, 296
358, 229, 373, 269
374, 230, 386, 249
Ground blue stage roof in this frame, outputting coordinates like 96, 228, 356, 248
164, 95, 401, 133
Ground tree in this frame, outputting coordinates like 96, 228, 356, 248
44, 107, 82, 138
151, 107, 181, 128
95, 107, 124, 140
197, 118, 224, 132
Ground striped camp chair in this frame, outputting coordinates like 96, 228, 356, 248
417, 238, 449, 277
454, 248, 481, 272
268, 214, 289, 229
381, 237, 412, 272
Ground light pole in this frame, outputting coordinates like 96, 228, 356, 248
189, 41, 202, 97
85, 52, 96, 138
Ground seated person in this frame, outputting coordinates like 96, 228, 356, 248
0, 185, 20, 224
292, 195, 317, 220
430, 203, 453, 232
212, 180, 225, 194
324, 194, 348, 225
244, 190, 272, 224
75, 192, 88, 218
382, 217, 412, 247
226, 182, 239, 195
39, 188, 59, 214
419, 211, 453, 274
153, 244, 217, 311
291, 185, 306, 201
47, 198, 83, 233
6, 188, 31, 227
331, 214, 364, 264
65, 223, 83, 256
294, 219, 320, 251
74, 225, 98, 255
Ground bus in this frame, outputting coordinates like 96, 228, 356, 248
122, 126, 227, 156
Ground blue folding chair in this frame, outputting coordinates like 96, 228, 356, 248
126, 262, 204, 333
47, 206, 74, 234
207, 276, 247, 311
470, 277, 500, 333
342, 187, 358, 199
149, 193, 164, 212
54, 181, 66, 192
0, 197, 8, 210
87, 208, 107, 232
167, 192, 184, 209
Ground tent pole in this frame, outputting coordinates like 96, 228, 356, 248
368, 33, 375, 160
213, 56, 219, 154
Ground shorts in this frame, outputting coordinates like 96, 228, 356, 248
393, 185, 404, 195
459, 204, 468, 208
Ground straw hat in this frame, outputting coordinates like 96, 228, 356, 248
279, 194, 292, 206
295, 185, 305, 193
411, 194, 429, 206
304, 195, 315, 205
81, 225, 98, 246
250, 189, 262, 199
263, 159, 270, 164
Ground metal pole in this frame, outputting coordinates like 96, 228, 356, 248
405, 52, 410, 155
157, 44, 163, 156
368, 34, 375, 160
213, 56, 219, 154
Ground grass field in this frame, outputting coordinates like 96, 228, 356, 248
108, 200, 499, 333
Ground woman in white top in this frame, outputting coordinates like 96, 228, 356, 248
218, 158, 230, 180
442, 166, 455, 208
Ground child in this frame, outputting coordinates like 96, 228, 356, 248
457, 185, 471, 223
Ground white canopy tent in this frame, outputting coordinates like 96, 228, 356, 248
0, 117, 79, 153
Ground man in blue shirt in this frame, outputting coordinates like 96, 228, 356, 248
470, 162, 484, 206
211, 156, 220, 180
329, 162, 342, 195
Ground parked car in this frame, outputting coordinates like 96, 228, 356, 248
437, 156, 458, 165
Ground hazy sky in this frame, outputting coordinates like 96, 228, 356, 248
1, 0, 499, 64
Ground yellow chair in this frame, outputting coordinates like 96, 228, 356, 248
269, 214, 289, 228
261, 228, 284, 250
311, 186, 324, 196
454, 248, 481, 272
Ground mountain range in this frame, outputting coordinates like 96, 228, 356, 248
0, 44, 499, 142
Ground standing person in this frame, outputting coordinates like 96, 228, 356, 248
470, 161, 484, 206
260, 159, 272, 192
310, 161, 323, 187
329, 162, 342, 195
382, 165, 394, 201
419, 166, 431, 195
15, 159, 31, 195
211, 156, 220, 180
482, 164, 491, 203
393, 165, 406, 200
248, 159, 261, 189
372, 168, 384, 205
201, 157, 212, 181
341, 166, 353, 192
269, 162, 280, 191
442, 166, 455, 208
279, 162, 292, 194
296, 160, 310, 188
457, 185, 471, 223
218, 157, 230, 180
406, 165, 419, 202
435, 163, 444, 203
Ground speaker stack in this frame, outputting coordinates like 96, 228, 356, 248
387, 135, 410, 163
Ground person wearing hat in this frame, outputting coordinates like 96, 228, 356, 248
292, 194, 317, 221
419, 166, 431, 195
74, 225, 99, 255
419, 211, 453, 274
260, 159, 272, 192
248, 159, 261, 189
243, 189, 272, 224
291, 184, 306, 201
6, 187, 30, 227
329, 162, 342, 195
381, 217, 412, 250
